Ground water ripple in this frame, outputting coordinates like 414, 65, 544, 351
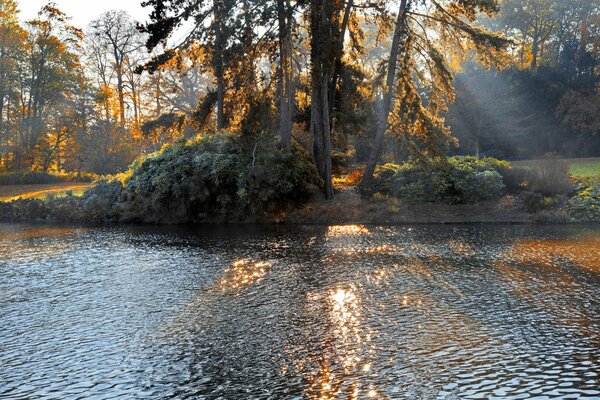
0, 223, 599, 399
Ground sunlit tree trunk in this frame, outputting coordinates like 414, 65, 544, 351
155, 72, 161, 118
329, 0, 353, 134
360, 0, 408, 189
116, 63, 126, 125
213, 0, 226, 131
310, 0, 338, 199
277, 0, 293, 152
531, 31, 539, 72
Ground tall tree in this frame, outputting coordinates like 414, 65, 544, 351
19, 3, 84, 171
139, 0, 240, 132
360, 0, 511, 187
309, 0, 344, 199
500, 0, 557, 71
277, 0, 293, 152
89, 11, 143, 125
0, 0, 25, 169
361, 0, 409, 188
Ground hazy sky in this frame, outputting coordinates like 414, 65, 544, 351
17, 0, 150, 28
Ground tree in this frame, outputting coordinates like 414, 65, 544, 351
308, 0, 346, 199
140, 0, 243, 132
360, 0, 511, 187
89, 11, 144, 126
0, 0, 26, 169
277, 0, 293, 152
500, 0, 557, 71
19, 3, 85, 171
360, 0, 409, 188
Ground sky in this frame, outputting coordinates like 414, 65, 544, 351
17, 0, 150, 29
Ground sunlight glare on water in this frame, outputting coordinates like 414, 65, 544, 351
0, 223, 599, 399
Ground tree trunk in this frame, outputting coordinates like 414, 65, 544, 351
155, 72, 161, 118
114, 48, 126, 125
131, 83, 140, 128
360, 0, 408, 189
216, 66, 224, 131
214, 0, 226, 131
310, 0, 338, 199
329, 0, 353, 133
277, 0, 293, 152
311, 69, 334, 199
531, 30, 539, 72
117, 75, 126, 124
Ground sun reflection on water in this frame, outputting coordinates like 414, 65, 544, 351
217, 259, 272, 291
502, 238, 600, 272
306, 286, 382, 399
327, 225, 370, 236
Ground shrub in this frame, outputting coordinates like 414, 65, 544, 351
111, 132, 320, 223
501, 166, 527, 193
525, 158, 573, 196
566, 178, 600, 222
1, 132, 321, 224
523, 192, 556, 213
331, 148, 356, 175
464, 170, 506, 203
333, 169, 364, 187
370, 156, 505, 204
80, 179, 125, 222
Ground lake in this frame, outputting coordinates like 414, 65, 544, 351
1, 223, 599, 399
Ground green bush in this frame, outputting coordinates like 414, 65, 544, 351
80, 179, 125, 222
566, 178, 600, 222
370, 156, 505, 204
102, 132, 320, 223
501, 166, 527, 193
0, 132, 321, 223
523, 191, 557, 213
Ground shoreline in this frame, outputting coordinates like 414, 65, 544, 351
0, 192, 585, 226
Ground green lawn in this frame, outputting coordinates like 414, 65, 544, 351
0, 182, 92, 202
512, 157, 600, 177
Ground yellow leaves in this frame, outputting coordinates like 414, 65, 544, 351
130, 129, 144, 140
448, 54, 464, 73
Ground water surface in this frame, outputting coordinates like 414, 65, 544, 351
1, 223, 599, 399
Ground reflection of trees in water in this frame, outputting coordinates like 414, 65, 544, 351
134, 224, 600, 398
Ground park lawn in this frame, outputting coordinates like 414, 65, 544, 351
512, 157, 600, 177
0, 182, 93, 202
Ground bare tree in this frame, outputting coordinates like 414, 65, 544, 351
89, 11, 144, 125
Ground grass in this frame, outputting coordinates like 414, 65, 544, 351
0, 182, 93, 202
512, 157, 600, 177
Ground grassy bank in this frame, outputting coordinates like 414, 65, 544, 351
0, 183, 93, 202
0, 171, 98, 185
512, 157, 600, 177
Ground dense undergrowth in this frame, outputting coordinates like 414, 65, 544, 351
362, 155, 597, 222
1, 141, 599, 224
368, 157, 510, 204
0, 133, 321, 223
